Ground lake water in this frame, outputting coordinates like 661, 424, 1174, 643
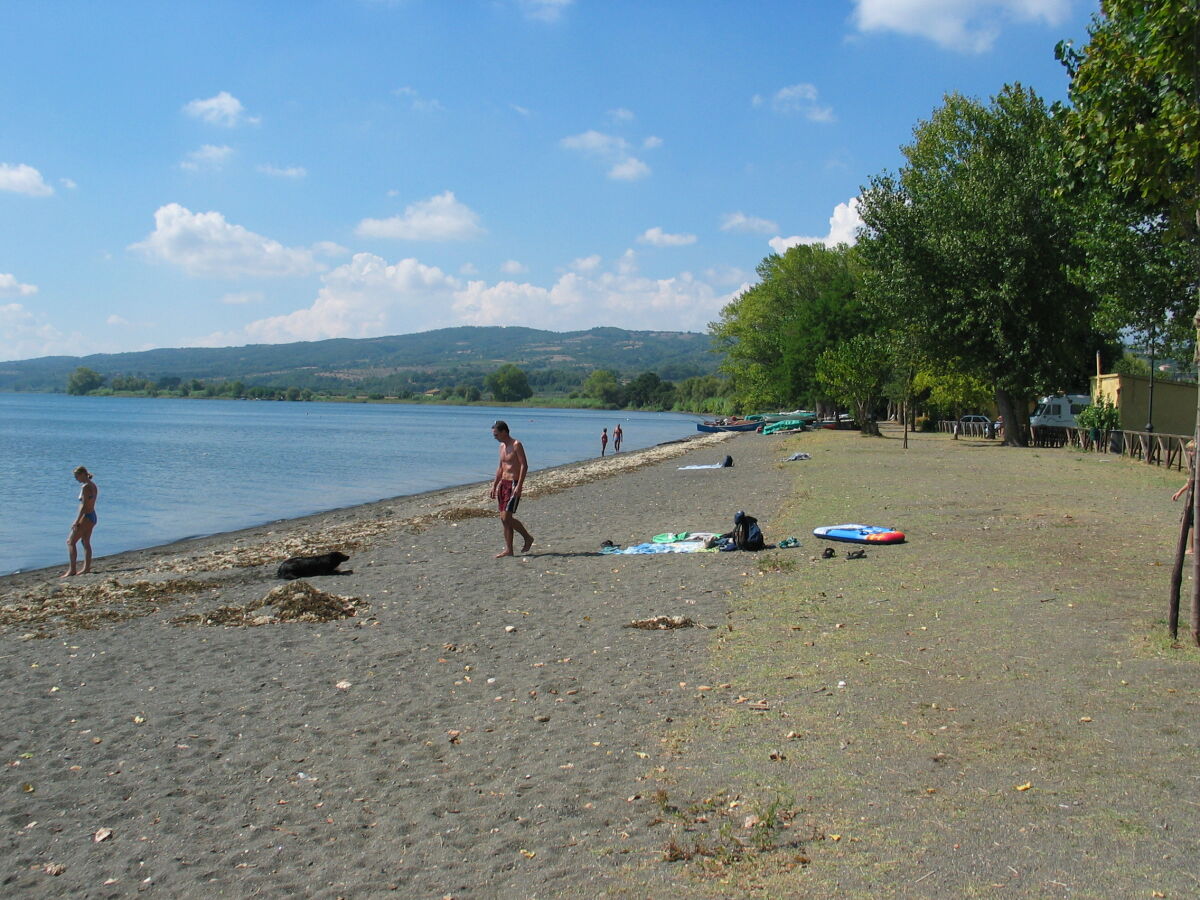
0, 394, 700, 575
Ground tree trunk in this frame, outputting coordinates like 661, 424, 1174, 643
995, 389, 1027, 447
1191, 302, 1200, 646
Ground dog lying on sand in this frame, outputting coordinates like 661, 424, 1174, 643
276, 551, 351, 580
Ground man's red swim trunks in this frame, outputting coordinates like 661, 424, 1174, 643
496, 479, 520, 513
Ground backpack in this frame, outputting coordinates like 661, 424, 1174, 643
731, 511, 765, 551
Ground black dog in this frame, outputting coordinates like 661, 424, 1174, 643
276, 551, 350, 580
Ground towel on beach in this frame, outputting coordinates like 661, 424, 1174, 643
786, 452, 812, 461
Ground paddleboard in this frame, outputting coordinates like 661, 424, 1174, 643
813, 524, 905, 544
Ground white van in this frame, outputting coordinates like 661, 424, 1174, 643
1030, 394, 1092, 428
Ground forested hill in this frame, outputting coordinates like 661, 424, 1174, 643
0, 326, 721, 392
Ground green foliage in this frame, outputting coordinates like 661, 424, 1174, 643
1076, 397, 1121, 433
484, 364, 533, 402
815, 333, 891, 433
582, 369, 622, 405
858, 85, 1100, 435
1057, 1, 1199, 236
710, 243, 873, 411
913, 369, 994, 420
66, 366, 104, 395
1113, 353, 1151, 377
624, 371, 676, 409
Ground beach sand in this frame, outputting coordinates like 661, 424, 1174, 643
0, 431, 778, 897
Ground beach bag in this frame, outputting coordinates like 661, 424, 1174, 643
722, 455, 734, 468
731, 511, 764, 551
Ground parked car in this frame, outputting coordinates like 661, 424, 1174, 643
960, 415, 991, 425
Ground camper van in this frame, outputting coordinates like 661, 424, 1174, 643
1030, 393, 1092, 429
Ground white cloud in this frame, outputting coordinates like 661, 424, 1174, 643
60, 177, 77, 190
191, 251, 736, 348
500, 260, 528, 275
258, 164, 307, 178
561, 130, 651, 181
769, 197, 864, 253
569, 254, 602, 273
638, 227, 697, 247
194, 253, 463, 345
518, 0, 572, 22
106, 314, 130, 326
642, 135, 663, 149
219, 291, 264, 305
0, 273, 38, 297
851, 0, 1072, 53
129, 203, 325, 278
609, 157, 650, 180
721, 211, 779, 234
181, 144, 234, 172
754, 83, 834, 122
0, 302, 79, 361
704, 265, 753, 287
460, 262, 479, 275
608, 107, 635, 122
394, 86, 444, 112
0, 163, 54, 196
183, 91, 259, 127
355, 191, 485, 241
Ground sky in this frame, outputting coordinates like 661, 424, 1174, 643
0, 0, 1102, 363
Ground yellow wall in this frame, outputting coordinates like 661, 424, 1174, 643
1092, 373, 1197, 436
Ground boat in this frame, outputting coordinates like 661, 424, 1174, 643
813, 524, 906, 544
696, 420, 761, 433
761, 419, 810, 435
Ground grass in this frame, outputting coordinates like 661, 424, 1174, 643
618, 425, 1200, 899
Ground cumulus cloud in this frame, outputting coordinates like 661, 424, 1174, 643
0, 302, 79, 361
752, 83, 834, 122
768, 197, 864, 253
183, 91, 259, 127
0, 273, 38, 297
569, 254, 602, 273
721, 211, 779, 234
608, 107, 635, 122
642, 135, 663, 149
638, 227, 697, 247
191, 251, 737, 347
518, 0, 572, 22
0, 163, 54, 196
60, 177, 77, 190
851, 0, 1072, 53
129, 203, 325, 278
500, 260, 528, 275
181, 144, 234, 172
560, 130, 651, 181
258, 164, 307, 178
355, 191, 485, 241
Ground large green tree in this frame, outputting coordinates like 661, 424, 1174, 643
814, 333, 891, 436
484, 364, 533, 402
66, 366, 104, 395
858, 85, 1101, 445
710, 243, 871, 412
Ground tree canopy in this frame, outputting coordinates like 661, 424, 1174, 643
484, 364, 533, 402
857, 85, 1103, 443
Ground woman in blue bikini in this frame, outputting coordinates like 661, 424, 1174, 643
64, 465, 98, 577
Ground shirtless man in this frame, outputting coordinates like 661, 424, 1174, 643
489, 420, 534, 558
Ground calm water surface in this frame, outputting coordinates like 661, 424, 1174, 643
0, 394, 700, 574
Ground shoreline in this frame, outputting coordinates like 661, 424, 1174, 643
1, 432, 734, 594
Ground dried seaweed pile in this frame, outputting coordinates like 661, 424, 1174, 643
172, 580, 365, 627
625, 615, 702, 630
0, 578, 220, 635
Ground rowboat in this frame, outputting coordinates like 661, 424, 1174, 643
696, 420, 761, 433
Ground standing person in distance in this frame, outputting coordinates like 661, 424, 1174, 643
64, 465, 99, 577
613, 423, 623, 453
600, 427, 608, 456
489, 420, 534, 558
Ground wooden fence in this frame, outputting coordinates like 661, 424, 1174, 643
936, 421, 1193, 474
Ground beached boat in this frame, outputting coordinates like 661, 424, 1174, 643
761, 419, 810, 435
746, 409, 818, 424
696, 420, 761, 433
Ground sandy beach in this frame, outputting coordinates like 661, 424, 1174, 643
0, 431, 768, 898
4, 425, 1200, 899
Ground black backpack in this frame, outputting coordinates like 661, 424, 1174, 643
732, 511, 765, 551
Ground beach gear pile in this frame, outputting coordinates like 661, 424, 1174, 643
600, 510, 786, 554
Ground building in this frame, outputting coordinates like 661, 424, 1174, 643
1091, 373, 1197, 436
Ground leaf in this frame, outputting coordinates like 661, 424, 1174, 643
93, 828, 113, 842
1014, 782, 1032, 791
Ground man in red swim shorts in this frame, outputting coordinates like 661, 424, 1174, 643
489, 420, 534, 558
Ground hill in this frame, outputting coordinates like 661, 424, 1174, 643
0, 326, 722, 393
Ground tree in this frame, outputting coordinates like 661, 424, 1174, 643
485, 364, 533, 402
858, 85, 1100, 445
66, 367, 104, 395
814, 334, 892, 436
1057, 1, 1200, 643
624, 371, 676, 409
582, 369, 623, 405
710, 243, 871, 412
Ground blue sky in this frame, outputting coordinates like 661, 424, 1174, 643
0, 0, 1100, 362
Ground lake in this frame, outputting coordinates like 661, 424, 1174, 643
0, 394, 700, 575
